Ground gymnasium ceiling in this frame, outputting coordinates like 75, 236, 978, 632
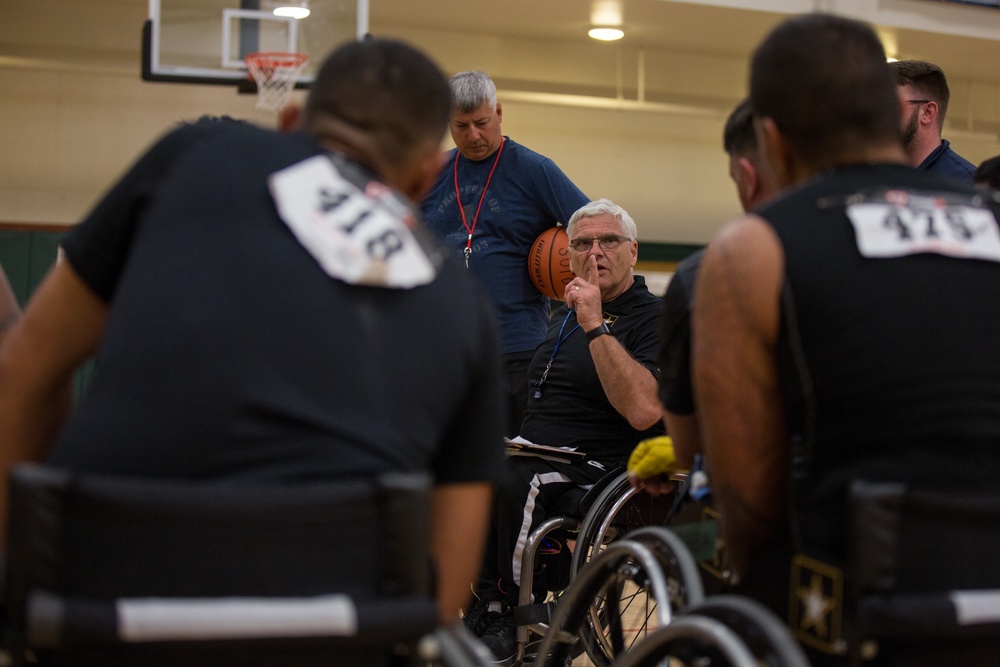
5, 0, 1000, 87
3, 0, 1000, 240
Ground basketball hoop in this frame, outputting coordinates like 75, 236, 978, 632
244, 52, 308, 112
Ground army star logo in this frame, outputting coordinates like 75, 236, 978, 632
789, 554, 845, 654
797, 572, 836, 637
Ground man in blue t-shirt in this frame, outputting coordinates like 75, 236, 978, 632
421, 70, 589, 436
890, 59, 976, 185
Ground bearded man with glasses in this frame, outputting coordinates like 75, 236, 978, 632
890, 59, 976, 184
463, 198, 665, 664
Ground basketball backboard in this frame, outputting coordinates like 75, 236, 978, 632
143, 0, 366, 88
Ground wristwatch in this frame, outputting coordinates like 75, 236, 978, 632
585, 322, 612, 342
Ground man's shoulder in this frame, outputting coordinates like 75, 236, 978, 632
917, 139, 975, 183
661, 250, 704, 304
502, 137, 556, 167
701, 214, 784, 287
938, 140, 977, 177
157, 119, 310, 171
133, 117, 254, 168
675, 249, 704, 281
498, 137, 587, 207
607, 279, 665, 354
759, 164, 965, 219
622, 277, 666, 318
172, 115, 271, 146
634, 290, 665, 326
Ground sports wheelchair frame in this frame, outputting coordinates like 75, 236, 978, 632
2, 464, 447, 667
596, 479, 1000, 667
511, 468, 700, 666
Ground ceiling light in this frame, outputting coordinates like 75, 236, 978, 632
877, 28, 898, 62
274, 3, 310, 19
591, 0, 622, 26
589, 27, 624, 41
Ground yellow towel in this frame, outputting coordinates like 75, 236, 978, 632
627, 436, 682, 479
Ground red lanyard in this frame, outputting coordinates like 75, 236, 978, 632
452, 137, 505, 267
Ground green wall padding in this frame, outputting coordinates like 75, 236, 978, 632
637, 242, 704, 264
1, 229, 704, 401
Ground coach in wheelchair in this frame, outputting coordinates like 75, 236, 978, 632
465, 198, 665, 664
0, 37, 507, 664
692, 14, 1000, 667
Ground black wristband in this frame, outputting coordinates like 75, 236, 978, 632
586, 322, 611, 342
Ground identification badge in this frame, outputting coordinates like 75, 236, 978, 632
269, 155, 437, 289
846, 189, 1000, 262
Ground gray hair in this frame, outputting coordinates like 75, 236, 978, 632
567, 198, 637, 240
449, 70, 497, 114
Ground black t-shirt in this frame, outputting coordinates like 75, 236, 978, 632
657, 249, 702, 416
51, 118, 506, 486
519, 276, 665, 462
760, 163, 1000, 559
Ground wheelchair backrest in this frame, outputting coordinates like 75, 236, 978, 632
849, 479, 1000, 594
3, 464, 436, 666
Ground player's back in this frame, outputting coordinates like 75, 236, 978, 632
50, 122, 502, 484
759, 163, 1000, 557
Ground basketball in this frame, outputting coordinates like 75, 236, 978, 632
529, 226, 574, 300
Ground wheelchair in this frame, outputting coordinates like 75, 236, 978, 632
609, 594, 811, 667
0, 463, 488, 667
510, 466, 700, 666
789, 480, 1000, 667
530, 525, 706, 667
518, 472, 811, 667
599, 479, 1000, 667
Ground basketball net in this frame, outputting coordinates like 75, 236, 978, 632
245, 52, 308, 112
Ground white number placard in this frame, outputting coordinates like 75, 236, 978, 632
269, 156, 437, 288
847, 193, 1000, 262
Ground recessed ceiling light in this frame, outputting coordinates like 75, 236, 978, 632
589, 27, 624, 41
274, 4, 310, 19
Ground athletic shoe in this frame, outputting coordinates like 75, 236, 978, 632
479, 610, 517, 666
462, 598, 496, 637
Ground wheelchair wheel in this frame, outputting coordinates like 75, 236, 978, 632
532, 540, 674, 667
609, 614, 759, 667
570, 472, 680, 577
684, 596, 810, 667
567, 473, 693, 666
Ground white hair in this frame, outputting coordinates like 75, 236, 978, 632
566, 198, 637, 239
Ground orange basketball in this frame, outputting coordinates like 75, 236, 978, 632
529, 226, 574, 300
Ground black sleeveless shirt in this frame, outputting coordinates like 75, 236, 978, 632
757, 164, 1000, 560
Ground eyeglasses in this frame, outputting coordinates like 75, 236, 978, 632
905, 99, 931, 105
569, 235, 631, 252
